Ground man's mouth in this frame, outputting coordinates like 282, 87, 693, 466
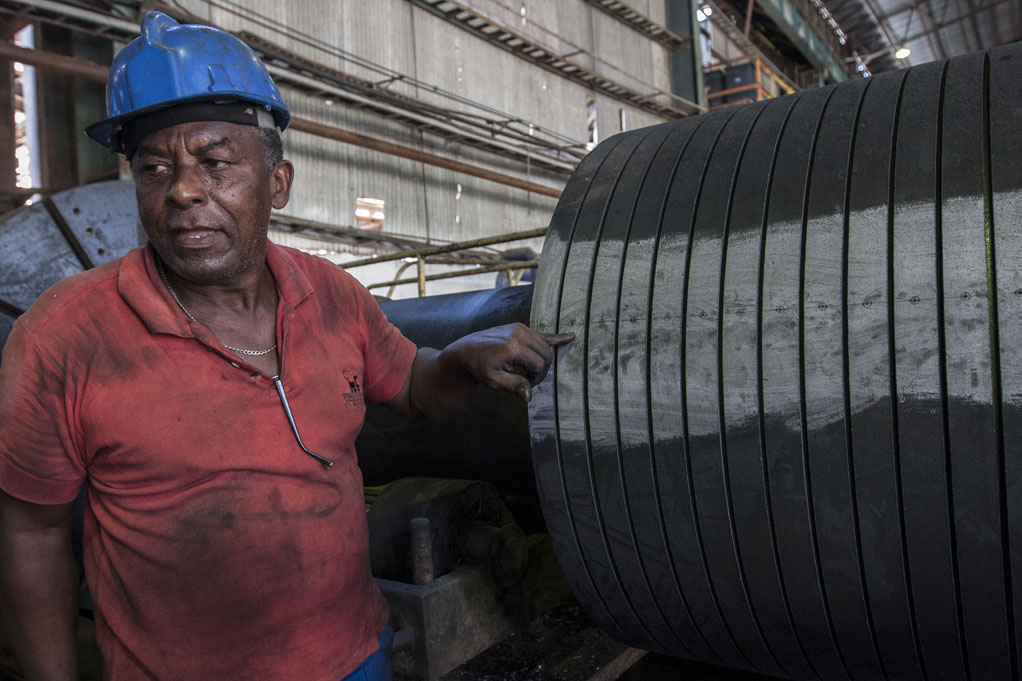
171, 228, 223, 248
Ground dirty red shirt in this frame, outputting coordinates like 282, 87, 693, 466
0, 242, 417, 681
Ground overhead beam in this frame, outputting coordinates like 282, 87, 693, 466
857, 0, 905, 65
580, 0, 691, 48
898, 0, 1015, 44
751, 0, 851, 80
407, 0, 701, 116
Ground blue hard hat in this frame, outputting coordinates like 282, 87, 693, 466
86, 11, 290, 153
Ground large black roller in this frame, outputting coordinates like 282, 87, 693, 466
529, 43, 1022, 681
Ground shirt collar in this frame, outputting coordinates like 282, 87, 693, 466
117, 240, 315, 338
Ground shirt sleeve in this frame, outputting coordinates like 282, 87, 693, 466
356, 285, 417, 404
0, 321, 86, 504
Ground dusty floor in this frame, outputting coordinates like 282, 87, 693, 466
433, 603, 787, 681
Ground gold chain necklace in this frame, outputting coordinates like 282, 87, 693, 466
156, 258, 278, 357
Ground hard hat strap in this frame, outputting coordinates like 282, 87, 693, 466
121, 101, 278, 158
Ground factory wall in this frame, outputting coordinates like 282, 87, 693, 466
172, 0, 681, 297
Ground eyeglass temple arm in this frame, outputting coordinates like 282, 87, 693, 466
273, 377, 335, 467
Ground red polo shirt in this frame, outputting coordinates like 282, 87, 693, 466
0, 242, 417, 681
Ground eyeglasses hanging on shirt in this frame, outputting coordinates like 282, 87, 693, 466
273, 377, 334, 467
155, 259, 332, 467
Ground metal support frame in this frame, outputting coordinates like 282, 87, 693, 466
749, 0, 852, 81
366, 260, 539, 293
407, 0, 702, 116
897, 0, 1015, 46
341, 227, 547, 269
702, 0, 799, 92
744, 0, 757, 36
580, 0, 691, 48
0, 14, 27, 207
346, 226, 546, 298
903, 0, 946, 63
856, 0, 906, 65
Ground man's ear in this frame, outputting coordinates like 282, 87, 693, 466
270, 160, 295, 210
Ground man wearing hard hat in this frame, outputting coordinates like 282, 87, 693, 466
0, 12, 568, 681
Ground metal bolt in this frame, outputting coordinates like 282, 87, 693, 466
410, 517, 433, 585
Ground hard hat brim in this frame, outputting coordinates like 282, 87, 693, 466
86, 92, 290, 155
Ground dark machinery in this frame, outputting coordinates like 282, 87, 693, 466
0, 180, 139, 346
526, 41, 1022, 681
1, 41, 1021, 681
366, 41, 1022, 681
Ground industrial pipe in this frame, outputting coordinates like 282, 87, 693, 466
287, 118, 563, 198
529, 42, 1022, 680
0, 41, 108, 83
357, 284, 537, 500
0, 43, 563, 199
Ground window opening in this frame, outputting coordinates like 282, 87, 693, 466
355, 197, 385, 231
13, 25, 40, 202
585, 97, 598, 151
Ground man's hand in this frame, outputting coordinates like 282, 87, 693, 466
383, 323, 574, 421
439, 323, 574, 402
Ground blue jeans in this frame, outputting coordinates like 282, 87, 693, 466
341, 626, 394, 681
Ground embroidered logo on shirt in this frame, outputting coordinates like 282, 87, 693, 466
342, 369, 364, 408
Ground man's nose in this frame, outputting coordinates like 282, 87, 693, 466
166, 163, 207, 208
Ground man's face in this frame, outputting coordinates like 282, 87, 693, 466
132, 120, 293, 286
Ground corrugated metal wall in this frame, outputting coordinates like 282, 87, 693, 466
176, 0, 682, 297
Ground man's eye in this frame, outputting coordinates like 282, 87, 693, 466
203, 158, 230, 169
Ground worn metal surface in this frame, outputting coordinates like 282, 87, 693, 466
370, 478, 530, 681
530, 42, 1022, 680
380, 565, 530, 681
0, 180, 139, 349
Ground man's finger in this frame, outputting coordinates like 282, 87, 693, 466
542, 332, 575, 347
510, 346, 550, 385
491, 371, 533, 402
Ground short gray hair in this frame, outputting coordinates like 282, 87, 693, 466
260, 127, 283, 169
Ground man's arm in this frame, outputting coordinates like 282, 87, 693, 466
382, 322, 573, 421
0, 489, 79, 681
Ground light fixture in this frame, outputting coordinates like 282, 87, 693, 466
894, 46, 911, 59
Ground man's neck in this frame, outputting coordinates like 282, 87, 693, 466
169, 263, 277, 317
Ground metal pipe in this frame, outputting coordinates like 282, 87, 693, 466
416, 257, 426, 298
0, 41, 107, 83
262, 61, 579, 174
409, 517, 433, 585
286, 118, 563, 199
0, 44, 565, 200
357, 285, 538, 500
342, 227, 548, 269
365, 261, 539, 291
743, 0, 756, 38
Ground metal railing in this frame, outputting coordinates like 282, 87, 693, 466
342, 227, 547, 298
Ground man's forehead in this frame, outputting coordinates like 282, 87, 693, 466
135, 120, 259, 155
